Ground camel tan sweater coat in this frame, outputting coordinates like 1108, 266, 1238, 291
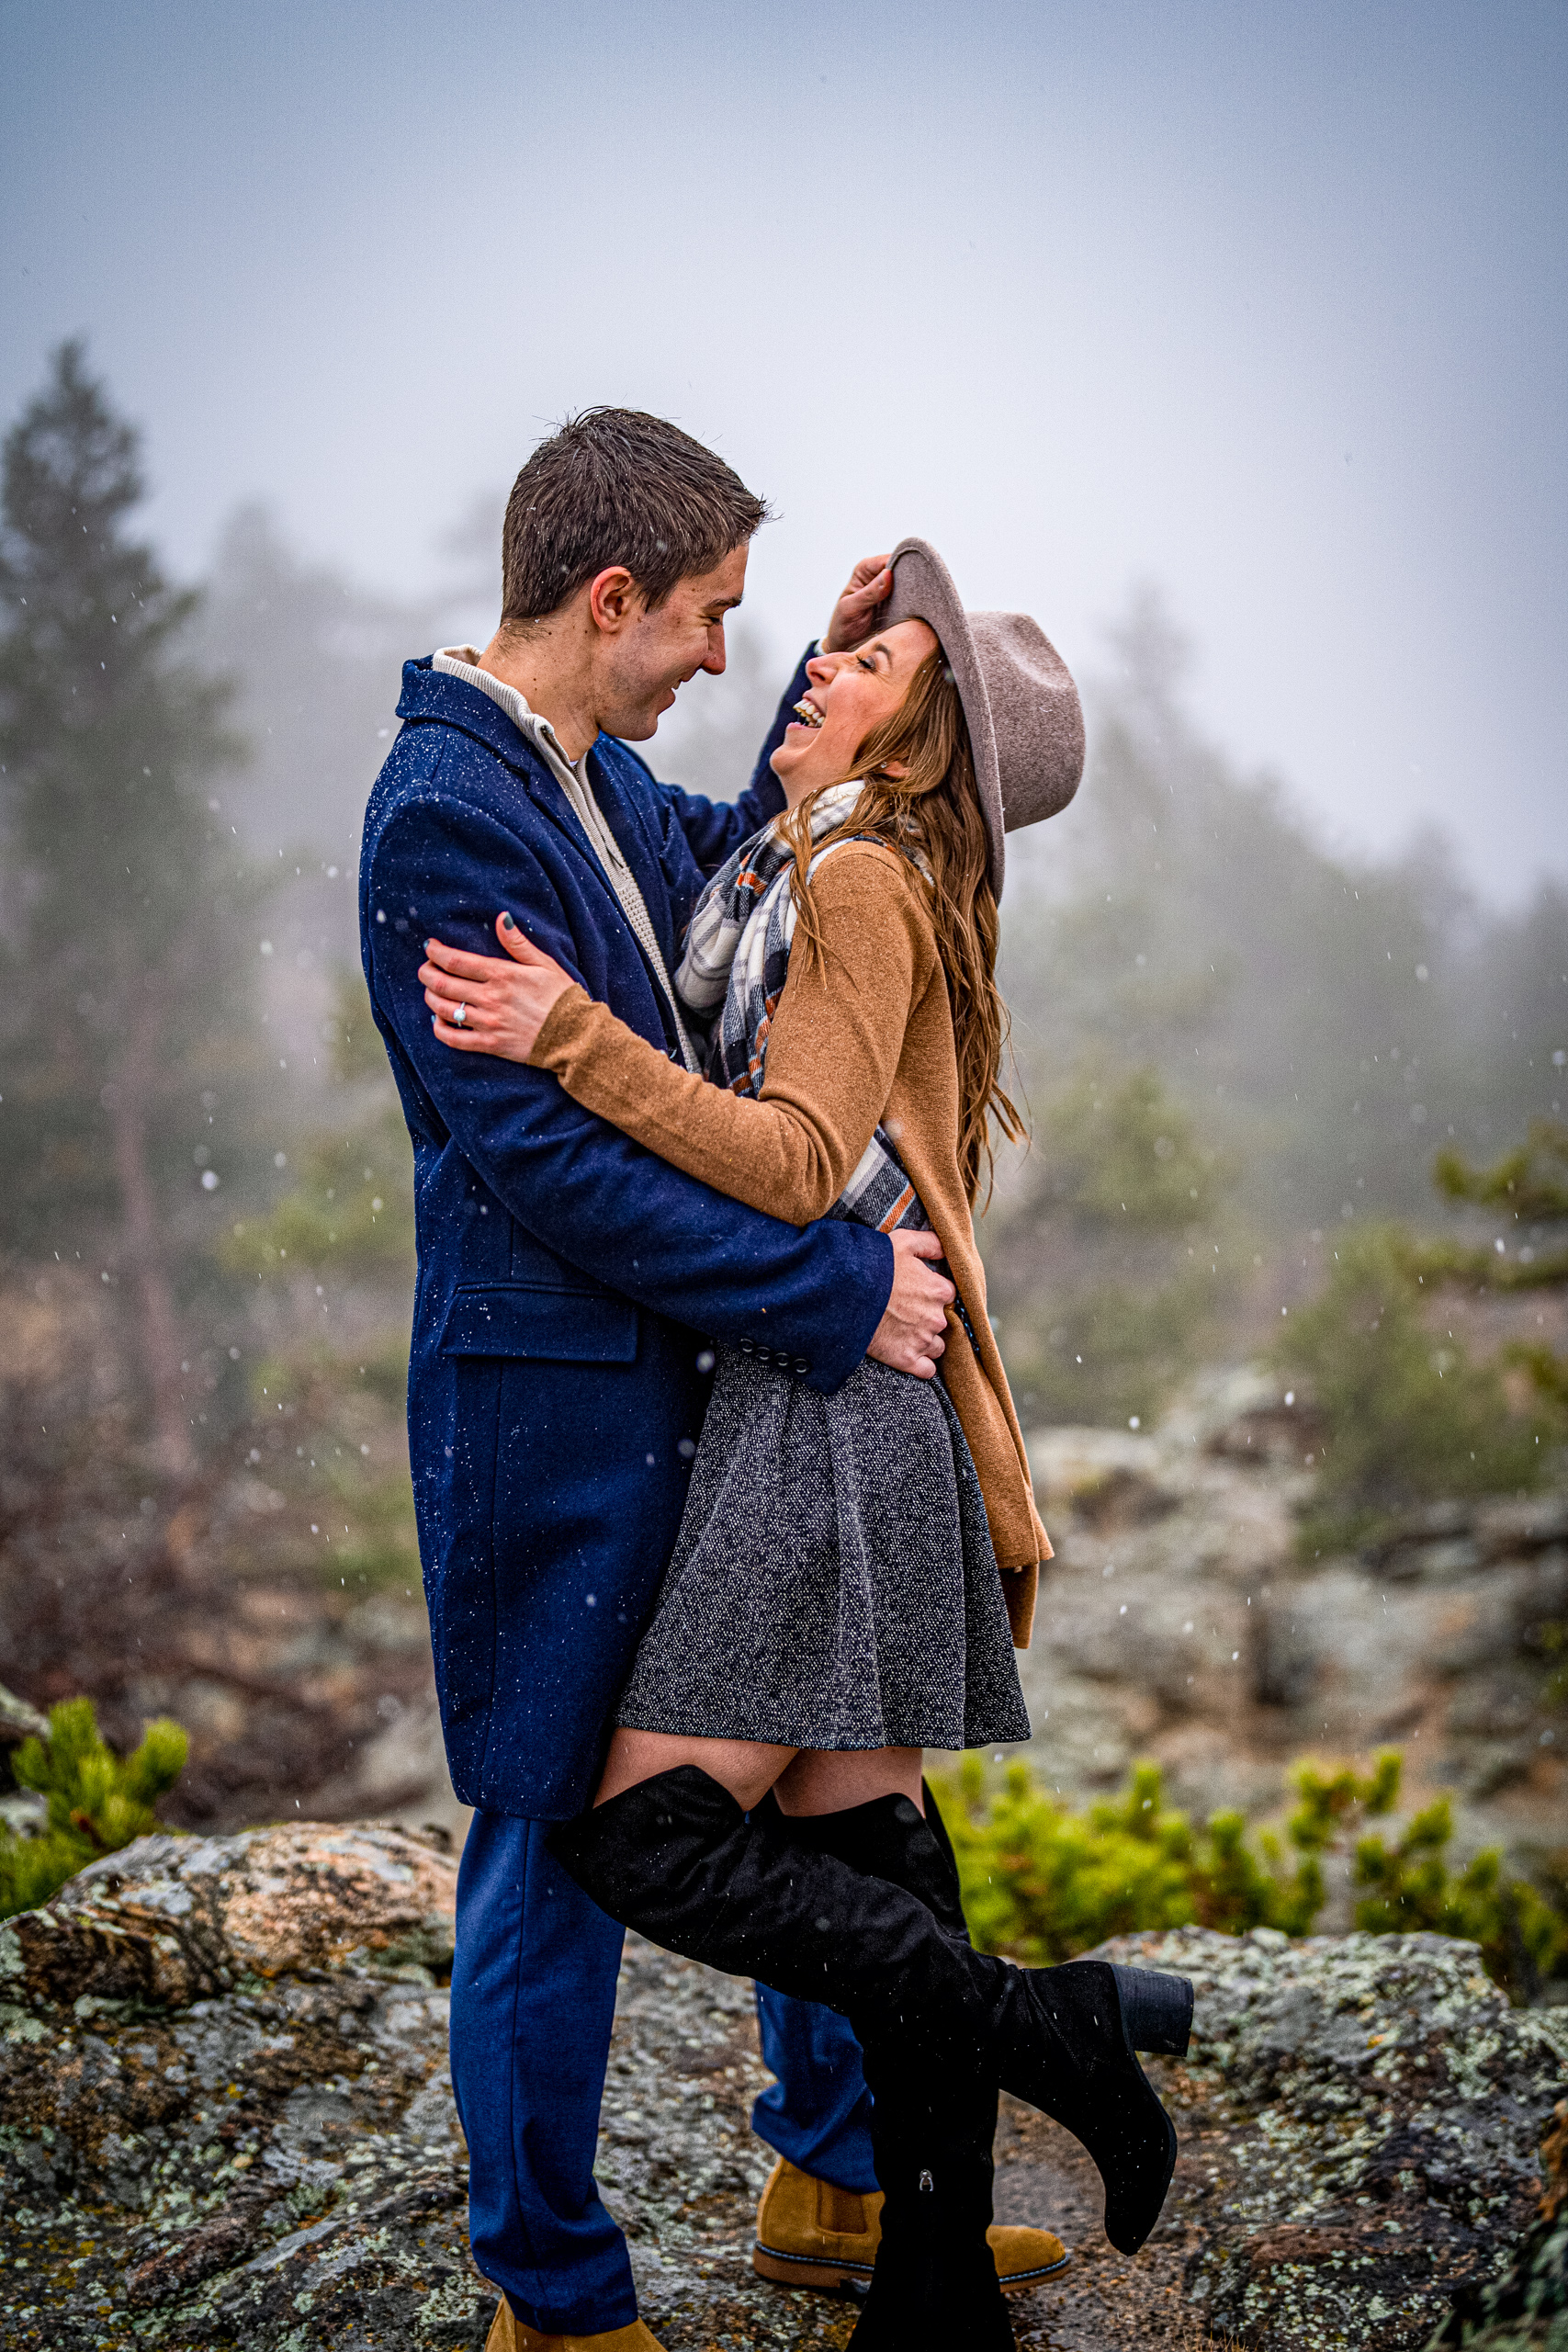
528, 840, 1048, 1647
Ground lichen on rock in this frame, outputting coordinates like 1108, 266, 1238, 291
5, 1828, 1566, 2349
1, 1821, 479, 2350
1091, 1924, 1568, 2348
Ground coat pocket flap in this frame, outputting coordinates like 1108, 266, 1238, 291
438, 1283, 638, 1363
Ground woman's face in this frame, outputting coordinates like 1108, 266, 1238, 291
770, 617, 940, 807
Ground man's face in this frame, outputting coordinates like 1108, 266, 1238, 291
591, 543, 749, 741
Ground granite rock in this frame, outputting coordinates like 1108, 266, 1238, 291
1018, 1411, 1568, 1884
6, 1826, 1567, 2350
0, 1822, 479, 2351
1092, 1924, 1568, 2348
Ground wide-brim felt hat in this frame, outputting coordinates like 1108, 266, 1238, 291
881, 537, 1084, 899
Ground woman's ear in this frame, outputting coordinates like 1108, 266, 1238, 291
876, 758, 910, 781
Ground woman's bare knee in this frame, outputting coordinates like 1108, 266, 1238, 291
594, 1728, 797, 1812
773, 1746, 924, 1817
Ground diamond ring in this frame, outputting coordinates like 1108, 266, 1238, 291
453, 1002, 468, 1027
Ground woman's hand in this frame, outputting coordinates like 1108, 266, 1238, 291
822, 554, 893, 653
420, 915, 578, 1063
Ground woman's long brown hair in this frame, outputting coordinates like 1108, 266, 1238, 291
779, 649, 1026, 1204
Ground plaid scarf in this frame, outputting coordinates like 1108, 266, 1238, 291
674, 783, 930, 1235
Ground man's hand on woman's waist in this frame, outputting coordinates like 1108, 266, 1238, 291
867, 1230, 953, 1380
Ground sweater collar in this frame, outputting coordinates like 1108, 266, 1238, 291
431, 645, 586, 802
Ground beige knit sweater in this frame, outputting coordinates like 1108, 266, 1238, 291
528, 839, 1048, 1647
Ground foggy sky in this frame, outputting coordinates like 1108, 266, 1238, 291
2, 0, 1564, 902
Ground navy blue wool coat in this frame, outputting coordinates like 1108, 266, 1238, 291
360, 660, 893, 1818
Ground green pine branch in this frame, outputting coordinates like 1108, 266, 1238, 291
1433, 1119, 1568, 1230
1, 1697, 187, 1921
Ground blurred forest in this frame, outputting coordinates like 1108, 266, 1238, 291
2, 345, 1564, 1841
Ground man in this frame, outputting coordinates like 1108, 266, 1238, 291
361, 410, 964, 2350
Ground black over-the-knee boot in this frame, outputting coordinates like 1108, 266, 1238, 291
549, 1768, 1191, 2256
772, 1789, 1013, 2351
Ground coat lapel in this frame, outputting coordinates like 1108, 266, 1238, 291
399, 662, 633, 918
396, 661, 684, 1044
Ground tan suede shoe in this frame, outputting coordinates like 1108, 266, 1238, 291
484, 2292, 666, 2352
750, 2155, 1070, 2294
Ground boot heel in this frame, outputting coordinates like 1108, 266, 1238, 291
1111, 1964, 1193, 2057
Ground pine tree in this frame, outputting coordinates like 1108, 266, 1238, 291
0, 344, 260, 1475
1425, 1118, 1568, 1417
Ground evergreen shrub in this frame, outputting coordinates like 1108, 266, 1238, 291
1354, 1797, 1568, 1996
931, 1748, 1568, 2003
0, 1698, 186, 1920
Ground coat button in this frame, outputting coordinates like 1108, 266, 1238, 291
739, 1338, 755, 1355
795, 1359, 810, 1374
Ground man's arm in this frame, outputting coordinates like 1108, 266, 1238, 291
651, 760, 786, 876
367, 792, 891, 1393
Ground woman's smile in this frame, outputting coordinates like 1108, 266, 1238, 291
772, 617, 939, 806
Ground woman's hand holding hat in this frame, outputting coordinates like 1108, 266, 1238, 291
823, 553, 894, 652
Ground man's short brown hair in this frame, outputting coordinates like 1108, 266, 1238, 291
501, 408, 768, 622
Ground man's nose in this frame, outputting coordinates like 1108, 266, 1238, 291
701, 622, 728, 676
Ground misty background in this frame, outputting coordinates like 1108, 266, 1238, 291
4, 0, 1566, 900
1, 3, 1565, 1862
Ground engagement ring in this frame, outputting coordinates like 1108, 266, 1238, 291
454, 1002, 468, 1026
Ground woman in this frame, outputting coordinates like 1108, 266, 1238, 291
419, 541, 1190, 2349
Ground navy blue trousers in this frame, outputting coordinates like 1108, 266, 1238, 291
450, 1810, 875, 2333
751, 1980, 878, 2195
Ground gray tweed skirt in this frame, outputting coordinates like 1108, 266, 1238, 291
614, 1347, 1031, 1751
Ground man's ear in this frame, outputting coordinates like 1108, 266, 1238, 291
587, 567, 645, 635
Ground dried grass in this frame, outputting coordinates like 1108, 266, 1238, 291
1172, 2323, 1249, 2351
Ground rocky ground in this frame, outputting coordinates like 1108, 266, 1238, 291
4, 1824, 1565, 2351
